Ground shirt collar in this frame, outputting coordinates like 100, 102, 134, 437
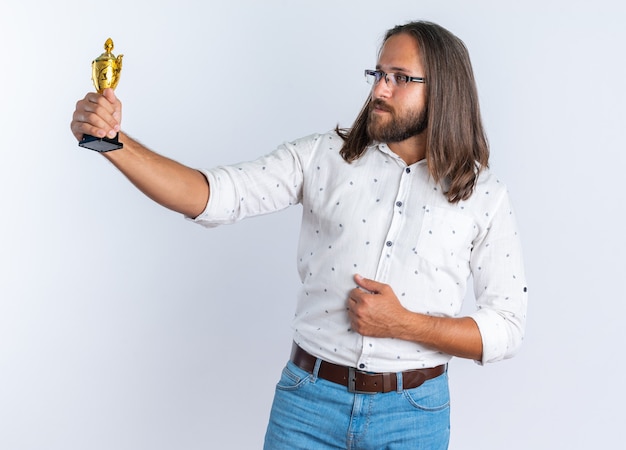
374, 142, 427, 168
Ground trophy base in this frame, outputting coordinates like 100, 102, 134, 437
79, 133, 123, 152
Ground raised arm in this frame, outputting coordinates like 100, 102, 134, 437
70, 89, 209, 218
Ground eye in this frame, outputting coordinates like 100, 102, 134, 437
393, 74, 409, 85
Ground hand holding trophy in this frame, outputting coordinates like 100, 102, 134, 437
79, 38, 124, 152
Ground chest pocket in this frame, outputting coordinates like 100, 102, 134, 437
415, 206, 476, 268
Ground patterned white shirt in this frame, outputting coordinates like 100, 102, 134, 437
192, 131, 527, 372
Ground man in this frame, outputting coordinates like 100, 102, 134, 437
71, 20, 527, 450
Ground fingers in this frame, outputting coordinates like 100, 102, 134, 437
347, 285, 375, 336
353, 274, 384, 294
349, 275, 379, 306
70, 89, 122, 142
348, 286, 365, 305
71, 93, 120, 140
102, 87, 117, 104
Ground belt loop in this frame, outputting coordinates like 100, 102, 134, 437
396, 371, 403, 392
312, 358, 322, 381
382, 372, 393, 393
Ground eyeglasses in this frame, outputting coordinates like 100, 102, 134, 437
364, 69, 425, 88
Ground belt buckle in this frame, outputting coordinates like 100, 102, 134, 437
348, 367, 373, 394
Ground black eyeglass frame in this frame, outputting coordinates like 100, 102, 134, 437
364, 69, 426, 87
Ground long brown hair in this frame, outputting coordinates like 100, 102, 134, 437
337, 21, 489, 203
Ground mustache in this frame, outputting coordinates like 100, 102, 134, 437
370, 98, 394, 114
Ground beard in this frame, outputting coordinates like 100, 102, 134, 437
366, 98, 428, 143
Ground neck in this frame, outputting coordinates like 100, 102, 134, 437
387, 132, 427, 165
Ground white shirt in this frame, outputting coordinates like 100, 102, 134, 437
192, 131, 527, 372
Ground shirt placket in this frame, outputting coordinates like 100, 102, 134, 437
357, 164, 414, 370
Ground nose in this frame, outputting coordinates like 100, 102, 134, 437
372, 74, 393, 98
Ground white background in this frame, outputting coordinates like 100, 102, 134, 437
1, 1, 624, 448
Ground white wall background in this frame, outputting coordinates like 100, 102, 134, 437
1, 1, 624, 448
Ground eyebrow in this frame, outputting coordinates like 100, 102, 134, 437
375, 64, 412, 73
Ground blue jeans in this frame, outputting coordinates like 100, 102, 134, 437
264, 360, 450, 449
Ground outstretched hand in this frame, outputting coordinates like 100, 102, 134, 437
70, 88, 122, 142
347, 274, 409, 338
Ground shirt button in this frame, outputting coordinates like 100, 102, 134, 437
405, 167, 411, 174
386, 241, 393, 247
396, 201, 403, 207
359, 363, 365, 369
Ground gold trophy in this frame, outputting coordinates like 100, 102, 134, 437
79, 38, 124, 152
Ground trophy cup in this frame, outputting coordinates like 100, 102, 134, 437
79, 38, 124, 152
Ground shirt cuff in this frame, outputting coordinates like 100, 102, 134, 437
470, 308, 516, 365
185, 168, 236, 228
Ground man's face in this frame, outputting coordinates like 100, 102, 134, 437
367, 33, 428, 143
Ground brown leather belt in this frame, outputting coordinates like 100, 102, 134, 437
290, 343, 446, 394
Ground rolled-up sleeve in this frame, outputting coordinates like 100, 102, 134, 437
190, 138, 313, 228
469, 190, 528, 364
